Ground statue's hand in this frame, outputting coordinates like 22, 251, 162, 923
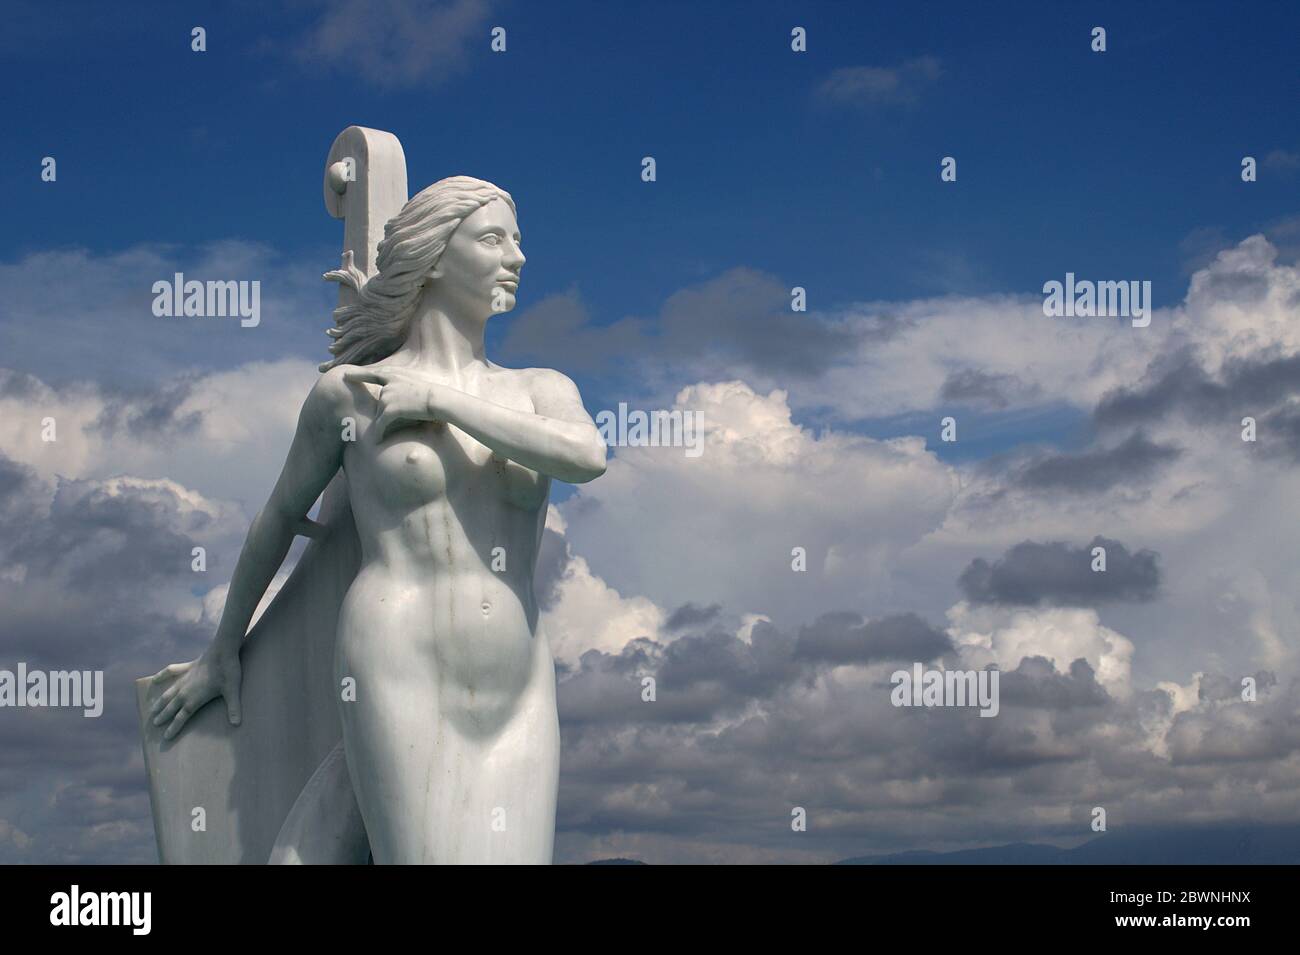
147, 645, 243, 741
342, 366, 442, 441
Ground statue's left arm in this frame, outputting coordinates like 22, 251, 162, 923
342, 366, 607, 484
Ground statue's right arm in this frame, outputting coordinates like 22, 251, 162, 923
147, 367, 354, 740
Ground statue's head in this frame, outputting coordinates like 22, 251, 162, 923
320, 175, 520, 370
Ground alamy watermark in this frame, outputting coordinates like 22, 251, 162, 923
151, 272, 261, 327
890, 663, 999, 717
0, 663, 103, 717
595, 403, 703, 458
1042, 272, 1151, 327
50, 885, 150, 935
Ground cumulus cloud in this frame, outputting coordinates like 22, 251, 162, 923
946, 602, 1136, 698
557, 379, 957, 627
0, 361, 320, 511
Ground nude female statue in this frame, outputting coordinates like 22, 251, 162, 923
144, 175, 606, 864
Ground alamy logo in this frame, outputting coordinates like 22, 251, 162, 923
50, 885, 151, 935
890, 663, 1000, 717
151, 273, 261, 327
594, 403, 703, 458
0, 663, 103, 717
1042, 272, 1151, 327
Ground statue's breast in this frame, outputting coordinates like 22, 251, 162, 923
371, 425, 450, 504
363, 421, 547, 512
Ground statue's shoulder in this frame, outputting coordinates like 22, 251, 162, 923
509, 366, 592, 418
302, 364, 358, 423
517, 365, 582, 398
481, 362, 581, 400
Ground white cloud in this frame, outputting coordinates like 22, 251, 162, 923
560, 379, 958, 626
1175, 234, 1300, 370
947, 602, 1136, 698
0, 359, 318, 512
542, 550, 665, 662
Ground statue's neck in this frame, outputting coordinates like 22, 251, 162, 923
399, 303, 487, 378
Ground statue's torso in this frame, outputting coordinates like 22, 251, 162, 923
337, 359, 553, 734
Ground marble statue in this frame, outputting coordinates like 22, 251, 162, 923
135, 127, 606, 864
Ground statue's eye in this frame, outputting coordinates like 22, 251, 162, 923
481, 234, 502, 246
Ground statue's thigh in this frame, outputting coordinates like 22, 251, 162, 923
339, 689, 556, 864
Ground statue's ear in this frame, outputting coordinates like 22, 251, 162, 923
427, 267, 443, 280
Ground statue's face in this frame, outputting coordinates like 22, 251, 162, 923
430, 198, 524, 318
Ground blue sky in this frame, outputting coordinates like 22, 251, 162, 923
7, 0, 1296, 337
2, 0, 1299, 864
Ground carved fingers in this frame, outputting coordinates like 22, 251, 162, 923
342, 367, 437, 440
147, 653, 241, 739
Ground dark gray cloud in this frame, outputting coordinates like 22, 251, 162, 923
1095, 351, 1226, 428
1013, 432, 1182, 493
1198, 670, 1277, 702
561, 610, 953, 730
665, 602, 721, 631
999, 656, 1110, 709
500, 268, 860, 384
1092, 348, 1300, 462
1096, 349, 1300, 439
6, 476, 216, 595
1254, 402, 1300, 461
499, 291, 648, 377
941, 369, 1041, 410
560, 622, 804, 727
794, 611, 953, 665
959, 536, 1160, 607
89, 379, 204, 440
0, 452, 37, 509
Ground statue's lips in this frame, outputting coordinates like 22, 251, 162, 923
496, 278, 519, 291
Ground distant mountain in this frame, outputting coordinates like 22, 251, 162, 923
836, 825, 1300, 865
837, 842, 1063, 865
586, 857, 649, 865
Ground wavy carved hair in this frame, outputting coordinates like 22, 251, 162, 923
319, 175, 516, 371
